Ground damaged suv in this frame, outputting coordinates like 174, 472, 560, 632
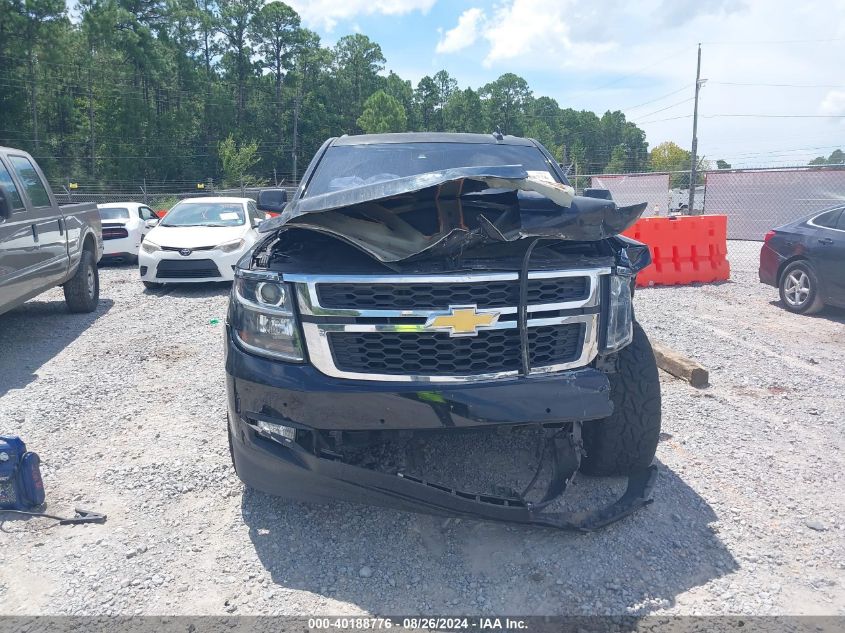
225, 133, 661, 530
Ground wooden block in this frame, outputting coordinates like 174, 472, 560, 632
651, 341, 709, 388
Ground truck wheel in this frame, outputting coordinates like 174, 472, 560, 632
580, 322, 661, 477
63, 249, 100, 313
779, 260, 824, 315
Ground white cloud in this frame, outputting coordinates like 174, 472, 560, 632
435, 8, 484, 54
288, 0, 437, 31
820, 90, 845, 116
657, 0, 747, 26
435, 0, 615, 68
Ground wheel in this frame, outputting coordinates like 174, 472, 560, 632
779, 260, 824, 315
143, 281, 163, 290
580, 322, 661, 476
63, 249, 100, 313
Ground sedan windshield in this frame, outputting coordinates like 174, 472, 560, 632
162, 202, 245, 227
304, 142, 560, 197
99, 207, 130, 220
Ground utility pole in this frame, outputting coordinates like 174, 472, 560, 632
688, 43, 702, 214
292, 94, 301, 184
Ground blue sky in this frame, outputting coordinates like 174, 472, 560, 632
288, 0, 845, 168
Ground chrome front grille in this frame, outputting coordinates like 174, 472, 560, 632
288, 269, 609, 383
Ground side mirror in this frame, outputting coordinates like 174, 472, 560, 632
0, 188, 9, 219
145, 218, 159, 229
257, 188, 288, 214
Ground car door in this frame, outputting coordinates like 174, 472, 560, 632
0, 156, 39, 308
815, 209, 845, 304
7, 154, 67, 288
138, 205, 158, 239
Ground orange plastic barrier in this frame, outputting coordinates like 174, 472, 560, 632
622, 215, 730, 287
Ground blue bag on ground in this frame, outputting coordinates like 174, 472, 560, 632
0, 435, 45, 510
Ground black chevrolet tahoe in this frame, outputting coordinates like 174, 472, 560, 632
225, 133, 661, 530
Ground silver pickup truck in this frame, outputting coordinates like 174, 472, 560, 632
0, 146, 103, 316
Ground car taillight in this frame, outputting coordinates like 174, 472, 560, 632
764, 230, 775, 243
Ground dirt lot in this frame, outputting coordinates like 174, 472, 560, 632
0, 241, 843, 616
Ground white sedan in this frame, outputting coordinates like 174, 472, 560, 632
98, 202, 160, 263
138, 197, 262, 288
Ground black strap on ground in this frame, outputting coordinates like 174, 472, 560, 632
0, 508, 106, 525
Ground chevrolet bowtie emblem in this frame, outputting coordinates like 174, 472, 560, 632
424, 305, 500, 337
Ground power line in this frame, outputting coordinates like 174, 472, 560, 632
633, 97, 695, 120
703, 114, 845, 119
638, 113, 845, 124
711, 81, 845, 89
621, 85, 692, 112
700, 38, 845, 44
638, 114, 693, 124
590, 45, 694, 92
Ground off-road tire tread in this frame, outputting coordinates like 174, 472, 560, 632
580, 322, 661, 476
63, 249, 99, 313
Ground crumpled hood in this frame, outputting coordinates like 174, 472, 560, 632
147, 224, 246, 248
260, 165, 646, 263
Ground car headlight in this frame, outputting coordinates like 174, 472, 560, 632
602, 269, 634, 353
231, 272, 304, 361
141, 240, 160, 254
218, 239, 245, 253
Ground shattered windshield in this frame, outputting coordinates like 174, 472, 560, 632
304, 143, 560, 197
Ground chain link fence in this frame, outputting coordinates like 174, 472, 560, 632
51, 179, 299, 213
579, 165, 845, 275
50, 166, 845, 279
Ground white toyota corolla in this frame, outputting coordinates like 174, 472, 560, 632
138, 197, 262, 288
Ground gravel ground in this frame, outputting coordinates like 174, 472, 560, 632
0, 241, 843, 616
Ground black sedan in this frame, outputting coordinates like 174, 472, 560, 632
759, 206, 845, 314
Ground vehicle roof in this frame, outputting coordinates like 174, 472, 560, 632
177, 197, 252, 204
330, 133, 536, 147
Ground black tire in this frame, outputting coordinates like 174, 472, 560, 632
63, 249, 100, 313
143, 281, 163, 290
778, 260, 824, 315
580, 322, 661, 476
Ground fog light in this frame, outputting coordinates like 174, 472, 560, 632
256, 419, 296, 442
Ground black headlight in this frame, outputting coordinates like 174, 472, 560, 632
602, 268, 634, 353
232, 272, 304, 361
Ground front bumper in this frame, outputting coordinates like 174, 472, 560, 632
229, 415, 656, 531
139, 247, 248, 283
225, 329, 657, 530
225, 326, 614, 431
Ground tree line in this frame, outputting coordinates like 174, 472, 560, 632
3, 0, 664, 187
